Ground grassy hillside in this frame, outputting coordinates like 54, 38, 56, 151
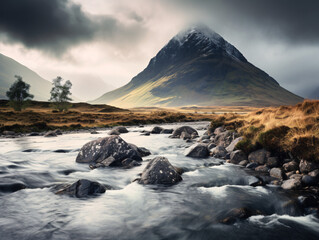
93, 55, 303, 108
210, 100, 319, 162
0, 53, 52, 100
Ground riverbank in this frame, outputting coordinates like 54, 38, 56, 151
201, 100, 319, 214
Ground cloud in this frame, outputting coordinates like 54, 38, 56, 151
0, 0, 146, 56
168, 0, 319, 45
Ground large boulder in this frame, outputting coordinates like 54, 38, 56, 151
210, 146, 227, 158
171, 126, 198, 138
248, 149, 271, 165
76, 136, 142, 168
54, 179, 107, 198
299, 160, 319, 174
226, 137, 243, 152
185, 143, 209, 158
138, 157, 182, 185
151, 126, 164, 134
230, 150, 247, 164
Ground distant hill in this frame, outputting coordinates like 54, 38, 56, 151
93, 25, 303, 107
0, 53, 53, 101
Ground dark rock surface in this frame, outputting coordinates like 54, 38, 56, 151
138, 157, 182, 185
230, 150, 247, 164
248, 149, 271, 165
151, 126, 164, 134
76, 136, 142, 167
185, 143, 209, 158
171, 126, 198, 138
54, 179, 107, 198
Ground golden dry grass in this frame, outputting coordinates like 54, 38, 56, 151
211, 100, 319, 162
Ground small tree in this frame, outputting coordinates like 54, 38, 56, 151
49, 76, 72, 112
6, 75, 34, 111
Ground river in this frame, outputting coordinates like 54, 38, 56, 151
0, 122, 318, 240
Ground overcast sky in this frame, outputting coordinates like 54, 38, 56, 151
0, 0, 318, 100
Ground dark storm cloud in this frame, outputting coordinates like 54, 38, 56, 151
170, 0, 319, 45
0, 0, 145, 56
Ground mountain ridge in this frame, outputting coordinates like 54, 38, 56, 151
93, 25, 303, 107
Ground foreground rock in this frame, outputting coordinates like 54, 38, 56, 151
54, 179, 107, 198
185, 143, 209, 158
138, 157, 182, 185
171, 126, 198, 138
299, 160, 319, 174
76, 136, 143, 168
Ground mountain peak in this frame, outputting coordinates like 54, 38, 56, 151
149, 25, 247, 69
173, 24, 222, 45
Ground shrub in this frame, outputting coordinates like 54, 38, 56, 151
257, 126, 290, 153
235, 138, 258, 154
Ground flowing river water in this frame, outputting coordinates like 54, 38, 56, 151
0, 122, 318, 240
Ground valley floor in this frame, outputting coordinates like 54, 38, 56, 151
0, 100, 257, 133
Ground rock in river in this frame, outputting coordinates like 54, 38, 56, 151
185, 143, 209, 158
248, 149, 271, 165
54, 179, 107, 198
230, 150, 247, 164
171, 126, 198, 138
138, 157, 182, 185
76, 136, 143, 168
151, 126, 164, 134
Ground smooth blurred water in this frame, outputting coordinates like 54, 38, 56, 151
0, 122, 318, 240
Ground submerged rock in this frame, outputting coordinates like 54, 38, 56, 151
54, 179, 107, 198
185, 143, 209, 158
151, 126, 164, 134
138, 157, 182, 185
219, 207, 262, 224
171, 126, 198, 138
76, 136, 142, 168
160, 129, 173, 134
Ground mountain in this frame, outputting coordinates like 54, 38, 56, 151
93, 25, 303, 107
0, 53, 53, 101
